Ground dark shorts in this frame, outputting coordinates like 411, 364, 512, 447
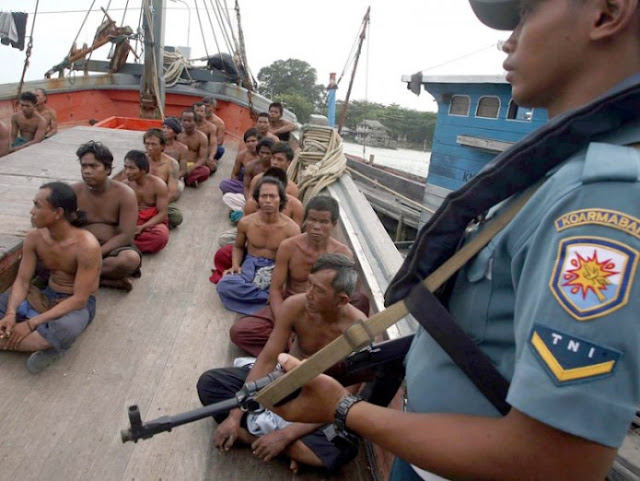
299, 425, 359, 472
214, 145, 225, 160
0, 288, 97, 352
106, 244, 142, 269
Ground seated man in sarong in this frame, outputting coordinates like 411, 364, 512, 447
201, 97, 226, 162
122, 150, 170, 254
198, 254, 365, 474
177, 108, 210, 188
161, 116, 188, 180
210, 168, 304, 282
143, 128, 183, 229
230, 195, 369, 356
10, 91, 47, 152
193, 102, 219, 173
33, 88, 58, 137
222, 137, 274, 214
73, 141, 141, 292
0, 182, 102, 373
216, 177, 300, 315
248, 142, 299, 199
220, 127, 260, 195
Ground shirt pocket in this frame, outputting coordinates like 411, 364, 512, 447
450, 239, 497, 342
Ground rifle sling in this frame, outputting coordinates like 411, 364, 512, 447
404, 285, 510, 415
255, 182, 541, 409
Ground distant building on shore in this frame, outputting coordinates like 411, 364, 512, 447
355, 119, 396, 148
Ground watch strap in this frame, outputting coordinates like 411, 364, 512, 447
334, 394, 363, 436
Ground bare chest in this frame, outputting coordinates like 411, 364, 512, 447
78, 190, 120, 224
177, 134, 200, 153
36, 240, 78, 274
150, 161, 170, 183
247, 222, 288, 250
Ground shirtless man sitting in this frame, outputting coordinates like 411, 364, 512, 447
198, 254, 364, 474
243, 167, 303, 226
268, 102, 297, 142
221, 138, 274, 215
248, 142, 299, 199
202, 97, 226, 162
0, 182, 102, 373
33, 88, 58, 138
177, 108, 210, 187
220, 127, 260, 196
255, 112, 280, 144
194, 102, 218, 172
231, 195, 368, 356
211, 168, 304, 282
143, 128, 183, 229
216, 177, 300, 315
161, 117, 188, 180
73, 141, 141, 292
122, 150, 170, 254
10, 91, 47, 152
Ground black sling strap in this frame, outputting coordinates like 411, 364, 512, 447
405, 283, 511, 415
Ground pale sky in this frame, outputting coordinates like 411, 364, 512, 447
0, 0, 508, 112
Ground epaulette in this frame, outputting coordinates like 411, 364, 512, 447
582, 142, 640, 184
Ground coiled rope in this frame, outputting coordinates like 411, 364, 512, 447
163, 50, 193, 87
288, 125, 347, 204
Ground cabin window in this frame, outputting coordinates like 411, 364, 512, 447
476, 96, 500, 118
449, 95, 470, 116
507, 100, 534, 121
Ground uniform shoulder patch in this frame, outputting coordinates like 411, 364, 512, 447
530, 324, 622, 386
549, 236, 638, 321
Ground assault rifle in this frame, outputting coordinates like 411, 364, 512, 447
120, 335, 413, 443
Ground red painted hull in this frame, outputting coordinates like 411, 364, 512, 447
0, 88, 255, 139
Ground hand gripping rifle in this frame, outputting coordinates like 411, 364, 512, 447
120, 335, 415, 443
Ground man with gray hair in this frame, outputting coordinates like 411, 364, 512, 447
197, 253, 366, 474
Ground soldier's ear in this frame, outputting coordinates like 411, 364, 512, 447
589, 0, 639, 41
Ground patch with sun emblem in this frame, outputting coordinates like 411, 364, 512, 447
549, 237, 639, 321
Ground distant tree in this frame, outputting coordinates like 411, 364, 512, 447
274, 92, 315, 124
258, 59, 325, 108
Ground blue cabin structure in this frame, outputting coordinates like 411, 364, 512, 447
401, 74, 548, 225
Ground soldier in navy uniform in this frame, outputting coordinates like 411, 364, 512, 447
271, 0, 640, 479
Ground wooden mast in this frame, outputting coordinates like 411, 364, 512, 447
140, 0, 166, 119
337, 6, 370, 134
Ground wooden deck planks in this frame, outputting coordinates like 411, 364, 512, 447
0, 132, 370, 481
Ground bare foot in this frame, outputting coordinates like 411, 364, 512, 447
100, 277, 133, 292
289, 459, 299, 474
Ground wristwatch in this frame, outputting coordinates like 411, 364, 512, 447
334, 394, 363, 438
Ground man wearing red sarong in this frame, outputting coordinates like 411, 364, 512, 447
122, 150, 170, 254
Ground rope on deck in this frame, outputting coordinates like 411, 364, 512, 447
288, 125, 347, 205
